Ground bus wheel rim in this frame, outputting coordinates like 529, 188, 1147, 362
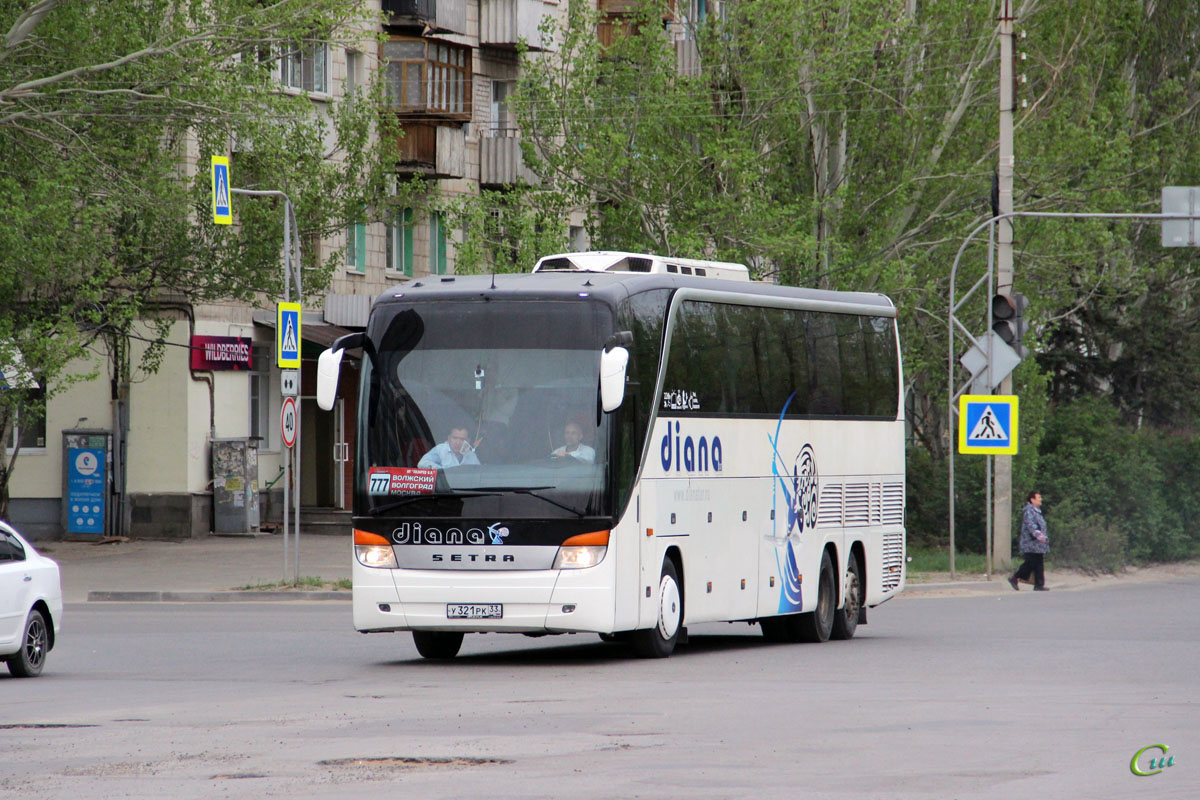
658, 575, 681, 639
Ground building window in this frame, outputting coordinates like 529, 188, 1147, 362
249, 346, 270, 450
5, 385, 46, 451
345, 49, 360, 97
382, 37, 471, 117
346, 222, 366, 273
386, 208, 415, 277
489, 80, 515, 137
430, 211, 447, 275
279, 41, 330, 94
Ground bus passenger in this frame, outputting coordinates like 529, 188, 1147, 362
418, 425, 481, 469
550, 421, 595, 463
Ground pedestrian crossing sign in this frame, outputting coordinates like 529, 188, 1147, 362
959, 394, 1019, 454
211, 156, 232, 225
277, 302, 301, 369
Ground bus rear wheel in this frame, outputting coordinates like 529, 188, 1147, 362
831, 552, 862, 640
796, 549, 836, 643
413, 631, 464, 660
631, 559, 681, 658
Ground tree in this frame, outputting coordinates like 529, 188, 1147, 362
504, 0, 1200, 552
0, 0, 400, 515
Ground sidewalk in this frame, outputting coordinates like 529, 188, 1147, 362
33, 533, 1200, 604
35, 532, 352, 603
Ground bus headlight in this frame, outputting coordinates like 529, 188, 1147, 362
553, 530, 609, 570
354, 529, 398, 569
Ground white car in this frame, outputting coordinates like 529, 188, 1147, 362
0, 521, 63, 677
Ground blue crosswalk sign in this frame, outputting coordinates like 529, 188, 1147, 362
959, 394, 1019, 454
277, 302, 301, 369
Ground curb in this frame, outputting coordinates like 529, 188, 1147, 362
86, 590, 352, 603
902, 580, 1004, 592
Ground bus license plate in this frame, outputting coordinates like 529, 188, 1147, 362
446, 603, 502, 619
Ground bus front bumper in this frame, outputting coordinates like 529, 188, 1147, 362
351, 559, 617, 634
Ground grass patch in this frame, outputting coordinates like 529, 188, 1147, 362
906, 545, 990, 575
234, 577, 351, 591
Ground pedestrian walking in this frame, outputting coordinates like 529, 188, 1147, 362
1009, 490, 1050, 591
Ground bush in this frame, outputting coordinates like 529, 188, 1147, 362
1043, 499, 1127, 572
1035, 397, 1189, 563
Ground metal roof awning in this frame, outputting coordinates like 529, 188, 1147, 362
251, 312, 355, 351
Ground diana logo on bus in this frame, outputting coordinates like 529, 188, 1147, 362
660, 420, 723, 473
391, 521, 506, 546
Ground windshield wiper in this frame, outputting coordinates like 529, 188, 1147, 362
472, 486, 587, 518
366, 490, 500, 516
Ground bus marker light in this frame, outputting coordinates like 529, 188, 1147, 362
706, 582, 712, 593
741, 579, 746, 590
562, 605, 576, 613
770, 577, 776, 587
646, 528, 654, 537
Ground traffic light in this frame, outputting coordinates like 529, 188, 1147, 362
991, 291, 1029, 359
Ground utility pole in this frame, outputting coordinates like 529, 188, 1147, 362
994, 0, 1016, 570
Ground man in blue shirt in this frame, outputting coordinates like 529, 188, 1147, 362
418, 426, 481, 469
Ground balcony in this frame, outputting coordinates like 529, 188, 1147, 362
393, 123, 465, 178
480, 131, 538, 187
675, 37, 700, 77
382, 0, 467, 36
480, 0, 552, 51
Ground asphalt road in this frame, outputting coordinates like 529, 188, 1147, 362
2, 578, 1196, 800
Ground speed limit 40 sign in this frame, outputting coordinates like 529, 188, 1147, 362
280, 396, 297, 449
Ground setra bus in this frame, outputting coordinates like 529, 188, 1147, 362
316, 252, 905, 659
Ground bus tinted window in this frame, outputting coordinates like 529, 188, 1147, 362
663, 301, 897, 419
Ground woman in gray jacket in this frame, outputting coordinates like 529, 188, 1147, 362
1008, 491, 1050, 591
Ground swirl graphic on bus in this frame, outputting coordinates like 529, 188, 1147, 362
768, 392, 819, 613
778, 540, 804, 613
790, 444, 820, 536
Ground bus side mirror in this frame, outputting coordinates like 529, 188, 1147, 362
600, 346, 629, 412
316, 348, 343, 411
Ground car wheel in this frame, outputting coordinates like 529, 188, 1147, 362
7, 609, 48, 678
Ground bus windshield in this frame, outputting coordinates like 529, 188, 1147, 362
359, 300, 613, 519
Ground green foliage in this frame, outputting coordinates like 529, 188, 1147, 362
446, 188, 572, 275
495, 0, 1200, 567
906, 545, 988, 576
1036, 397, 1192, 564
0, 0, 396, 513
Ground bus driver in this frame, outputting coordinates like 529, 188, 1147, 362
550, 421, 595, 463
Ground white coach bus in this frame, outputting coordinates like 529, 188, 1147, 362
316, 252, 905, 659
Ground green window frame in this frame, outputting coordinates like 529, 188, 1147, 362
346, 222, 366, 273
430, 211, 447, 275
386, 208, 414, 277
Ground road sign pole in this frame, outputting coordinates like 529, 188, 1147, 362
282, 436, 289, 582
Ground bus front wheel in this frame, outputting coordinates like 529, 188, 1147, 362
413, 631, 464, 660
631, 559, 682, 658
